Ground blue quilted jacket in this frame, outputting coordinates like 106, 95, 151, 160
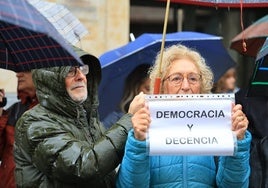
116, 129, 251, 188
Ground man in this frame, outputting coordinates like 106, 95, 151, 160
0, 71, 38, 188
14, 47, 143, 187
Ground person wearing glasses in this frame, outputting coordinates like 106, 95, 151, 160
14, 46, 144, 187
116, 44, 251, 188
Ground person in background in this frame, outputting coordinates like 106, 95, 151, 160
0, 89, 7, 113
236, 88, 268, 188
0, 89, 6, 159
211, 67, 239, 93
102, 63, 151, 128
14, 46, 145, 187
116, 44, 251, 188
0, 72, 38, 188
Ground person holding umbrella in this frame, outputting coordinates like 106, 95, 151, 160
116, 44, 251, 187
14, 46, 145, 187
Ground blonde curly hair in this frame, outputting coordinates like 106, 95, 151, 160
149, 44, 214, 94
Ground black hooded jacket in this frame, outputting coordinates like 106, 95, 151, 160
14, 48, 133, 188
236, 89, 268, 188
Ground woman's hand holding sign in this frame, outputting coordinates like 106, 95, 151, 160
232, 103, 248, 140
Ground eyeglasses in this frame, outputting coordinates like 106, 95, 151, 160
67, 65, 89, 77
164, 72, 201, 86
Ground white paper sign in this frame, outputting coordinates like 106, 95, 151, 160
146, 94, 237, 156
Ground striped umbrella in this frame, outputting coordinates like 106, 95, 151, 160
27, 0, 88, 45
0, 0, 83, 72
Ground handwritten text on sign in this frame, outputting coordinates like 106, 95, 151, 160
146, 94, 236, 156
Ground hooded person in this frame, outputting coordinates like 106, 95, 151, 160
14, 46, 143, 187
0, 72, 38, 188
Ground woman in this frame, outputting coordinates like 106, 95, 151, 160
102, 64, 151, 128
212, 67, 239, 93
116, 44, 251, 187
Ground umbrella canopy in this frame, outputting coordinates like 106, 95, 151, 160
98, 31, 236, 119
157, 0, 268, 8
247, 37, 268, 97
27, 0, 88, 45
0, 0, 83, 72
230, 14, 268, 57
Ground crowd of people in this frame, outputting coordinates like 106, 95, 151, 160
0, 42, 267, 187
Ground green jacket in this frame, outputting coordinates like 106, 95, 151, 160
14, 52, 132, 188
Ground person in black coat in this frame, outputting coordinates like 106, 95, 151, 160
236, 88, 268, 188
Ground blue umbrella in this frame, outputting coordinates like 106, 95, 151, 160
247, 37, 268, 97
98, 31, 236, 120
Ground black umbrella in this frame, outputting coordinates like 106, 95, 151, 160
0, 0, 83, 72
247, 37, 268, 97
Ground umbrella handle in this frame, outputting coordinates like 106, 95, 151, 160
153, 0, 170, 94
153, 77, 161, 94
240, 0, 247, 52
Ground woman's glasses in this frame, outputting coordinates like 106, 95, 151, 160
164, 72, 201, 86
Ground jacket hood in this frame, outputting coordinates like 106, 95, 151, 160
32, 47, 101, 118
73, 45, 102, 84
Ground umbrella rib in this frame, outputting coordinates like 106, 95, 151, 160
252, 82, 268, 85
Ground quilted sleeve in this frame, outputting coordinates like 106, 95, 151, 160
216, 130, 252, 188
116, 129, 150, 188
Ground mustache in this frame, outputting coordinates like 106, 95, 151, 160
70, 83, 86, 90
